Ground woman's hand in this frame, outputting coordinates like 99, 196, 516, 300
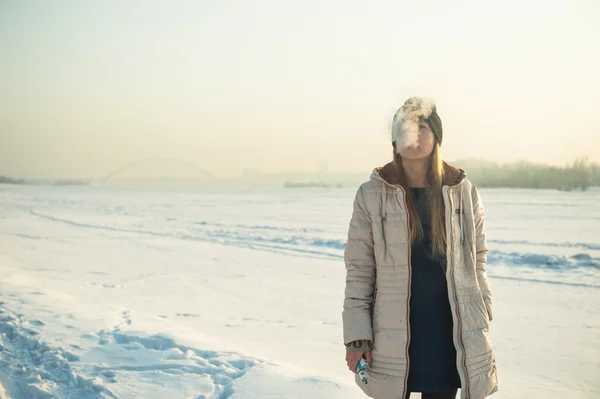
346, 350, 372, 373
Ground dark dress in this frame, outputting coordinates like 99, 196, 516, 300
406, 187, 461, 393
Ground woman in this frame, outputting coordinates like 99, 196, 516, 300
342, 97, 498, 399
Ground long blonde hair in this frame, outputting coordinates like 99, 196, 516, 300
392, 142, 447, 256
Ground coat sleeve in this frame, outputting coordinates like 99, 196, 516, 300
471, 184, 493, 321
342, 185, 376, 344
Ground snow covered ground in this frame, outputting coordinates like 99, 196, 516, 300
0, 184, 598, 399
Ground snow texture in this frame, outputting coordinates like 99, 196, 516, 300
0, 185, 598, 398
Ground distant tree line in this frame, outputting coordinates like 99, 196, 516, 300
454, 157, 599, 191
2, 158, 600, 191
0, 175, 25, 184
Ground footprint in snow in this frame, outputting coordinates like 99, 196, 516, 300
118, 310, 132, 327
80, 333, 98, 341
176, 313, 200, 318
62, 351, 79, 362
102, 283, 122, 288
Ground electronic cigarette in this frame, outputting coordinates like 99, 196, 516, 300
357, 355, 369, 384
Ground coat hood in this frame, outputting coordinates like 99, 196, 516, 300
370, 161, 466, 187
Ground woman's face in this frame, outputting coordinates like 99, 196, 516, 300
399, 120, 435, 160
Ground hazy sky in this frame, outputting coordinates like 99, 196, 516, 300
1, 0, 599, 179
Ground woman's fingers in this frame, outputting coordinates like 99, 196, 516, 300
346, 351, 363, 373
365, 351, 372, 363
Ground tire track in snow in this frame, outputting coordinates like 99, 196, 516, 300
489, 238, 600, 251
27, 209, 340, 261
488, 274, 599, 288
27, 208, 599, 287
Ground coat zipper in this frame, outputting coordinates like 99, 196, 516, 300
377, 181, 412, 399
400, 187, 412, 399
379, 179, 475, 399
448, 189, 470, 398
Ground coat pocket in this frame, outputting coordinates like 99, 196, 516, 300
477, 290, 491, 322
460, 290, 490, 331
373, 215, 408, 246
478, 292, 491, 327
476, 295, 491, 329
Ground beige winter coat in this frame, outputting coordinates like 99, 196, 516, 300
342, 162, 498, 399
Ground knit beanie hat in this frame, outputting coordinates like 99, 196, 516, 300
391, 97, 443, 152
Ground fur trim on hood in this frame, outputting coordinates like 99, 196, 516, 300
373, 161, 466, 187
